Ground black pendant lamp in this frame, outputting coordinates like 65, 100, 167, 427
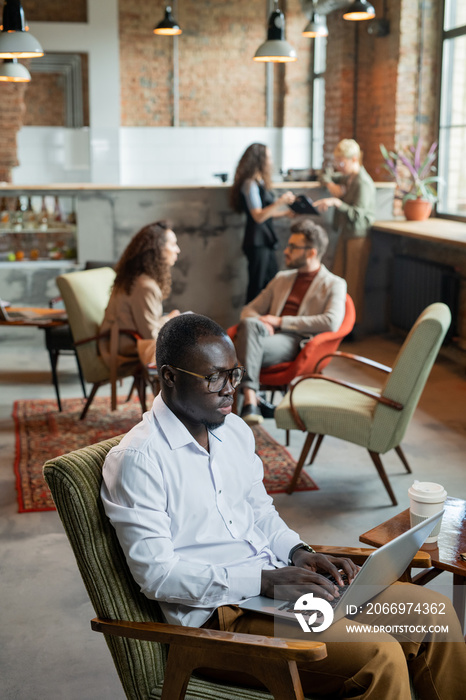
0, 0, 44, 58
153, 5, 182, 36
254, 3, 297, 63
343, 0, 376, 21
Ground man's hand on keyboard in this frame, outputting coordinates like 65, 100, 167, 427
291, 551, 360, 587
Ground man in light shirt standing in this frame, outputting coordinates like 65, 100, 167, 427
101, 313, 465, 699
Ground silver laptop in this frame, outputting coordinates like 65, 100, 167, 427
240, 510, 444, 624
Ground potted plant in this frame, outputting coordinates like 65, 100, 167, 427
380, 138, 443, 221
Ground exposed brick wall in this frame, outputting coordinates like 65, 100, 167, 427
119, 0, 311, 127
22, 0, 87, 23
323, 0, 440, 213
0, 0, 443, 184
0, 83, 28, 182
322, 12, 356, 166
356, 0, 400, 179
283, 0, 312, 127
23, 53, 90, 127
23, 72, 65, 126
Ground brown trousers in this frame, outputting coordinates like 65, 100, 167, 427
202, 583, 465, 699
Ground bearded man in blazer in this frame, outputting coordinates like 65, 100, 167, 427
236, 218, 346, 424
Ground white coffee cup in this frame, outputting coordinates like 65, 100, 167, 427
408, 480, 447, 544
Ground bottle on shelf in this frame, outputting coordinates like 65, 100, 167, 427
24, 196, 36, 229
67, 197, 77, 225
38, 196, 49, 231
0, 197, 10, 229
51, 196, 64, 227
12, 197, 23, 231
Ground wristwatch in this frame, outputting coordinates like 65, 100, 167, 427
288, 542, 316, 566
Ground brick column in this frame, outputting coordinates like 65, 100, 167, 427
0, 82, 28, 182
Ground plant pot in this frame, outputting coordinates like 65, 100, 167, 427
403, 198, 432, 221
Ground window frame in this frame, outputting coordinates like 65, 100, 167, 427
436, 0, 466, 221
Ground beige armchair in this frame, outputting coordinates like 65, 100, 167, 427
56, 267, 147, 419
275, 303, 451, 505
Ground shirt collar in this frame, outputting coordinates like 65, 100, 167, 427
151, 393, 225, 452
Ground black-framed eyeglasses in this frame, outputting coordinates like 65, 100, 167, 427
286, 244, 312, 251
169, 365, 246, 392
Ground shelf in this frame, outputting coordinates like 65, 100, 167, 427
0, 260, 78, 268
0, 227, 76, 235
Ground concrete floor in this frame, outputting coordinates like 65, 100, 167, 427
1, 325, 465, 699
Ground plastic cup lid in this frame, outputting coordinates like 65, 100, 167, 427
408, 480, 447, 503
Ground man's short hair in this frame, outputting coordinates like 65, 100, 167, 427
290, 219, 328, 260
156, 313, 227, 370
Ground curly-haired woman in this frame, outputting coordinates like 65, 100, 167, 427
230, 143, 295, 303
99, 221, 180, 367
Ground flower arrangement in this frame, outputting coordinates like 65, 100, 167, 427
380, 138, 443, 204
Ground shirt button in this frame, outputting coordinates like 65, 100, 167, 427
229, 520, 232, 524
218, 490, 222, 494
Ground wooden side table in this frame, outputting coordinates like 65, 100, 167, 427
360, 497, 466, 632
0, 307, 85, 410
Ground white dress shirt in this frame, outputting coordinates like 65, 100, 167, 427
101, 393, 301, 627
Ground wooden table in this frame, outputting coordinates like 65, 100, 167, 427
360, 497, 466, 632
0, 306, 85, 411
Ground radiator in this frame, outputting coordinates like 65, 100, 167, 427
391, 255, 459, 339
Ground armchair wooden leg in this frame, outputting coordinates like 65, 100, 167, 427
135, 374, 147, 413
307, 434, 324, 465
368, 451, 398, 506
395, 445, 412, 473
162, 644, 306, 700
287, 433, 316, 495
79, 383, 101, 420
125, 378, 136, 403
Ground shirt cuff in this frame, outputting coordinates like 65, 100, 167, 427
227, 561, 268, 602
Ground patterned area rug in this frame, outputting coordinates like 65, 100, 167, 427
13, 396, 318, 513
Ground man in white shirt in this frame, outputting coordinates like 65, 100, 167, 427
102, 313, 465, 699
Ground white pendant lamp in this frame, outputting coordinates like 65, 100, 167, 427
153, 5, 182, 36
343, 0, 376, 21
0, 0, 44, 59
0, 56, 30, 81
254, 4, 297, 63
302, 14, 328, 38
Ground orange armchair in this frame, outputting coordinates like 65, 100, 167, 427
228, 294, 355, 396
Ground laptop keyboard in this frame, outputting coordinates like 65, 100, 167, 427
278, 572, 350, 613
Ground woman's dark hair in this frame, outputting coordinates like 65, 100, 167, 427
229, 143, 272, 212
113, 221, 173, 297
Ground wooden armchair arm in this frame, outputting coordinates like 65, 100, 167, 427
75, 328, 143, 347
288, 373, 403, 432
313, 545, 432, 569
91, 618, 325, 661
315, 351, 392, 374
92, 617, 326, 699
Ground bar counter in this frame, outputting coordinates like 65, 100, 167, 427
0, 182, 395, 326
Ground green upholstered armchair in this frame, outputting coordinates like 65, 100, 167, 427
43, 438, 430, 698
274, 303, 451, 506
56, 267, 147, 419
43, 436, 329, 700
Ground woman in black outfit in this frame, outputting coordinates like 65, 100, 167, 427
230, 143, 295, 302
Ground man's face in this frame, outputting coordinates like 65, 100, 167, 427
284, 233, 314, 270
167, 334, 238, 431
334, 154, 356, 175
